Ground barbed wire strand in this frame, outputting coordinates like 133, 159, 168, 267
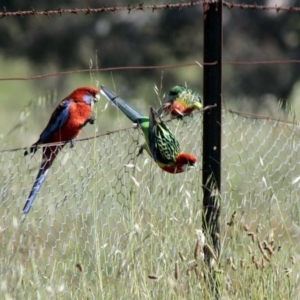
0, 2, 204, 18
0, 63, 213, 81
222, 1, 300, 13
1, 60, 300, 81
1, 1, 300, 19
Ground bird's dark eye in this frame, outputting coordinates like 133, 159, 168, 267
88, 90, 94, 95
169, 89, 178, 96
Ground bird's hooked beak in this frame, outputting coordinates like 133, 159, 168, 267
188, 163, 196, 170
93, 93, 100, 102
182, 161, 197, 172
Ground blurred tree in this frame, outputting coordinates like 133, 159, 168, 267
0, 1, 202, 92
0, 0, 299, 107
223, 0, 300, 106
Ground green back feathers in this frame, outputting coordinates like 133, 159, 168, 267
149, 107, 181, 164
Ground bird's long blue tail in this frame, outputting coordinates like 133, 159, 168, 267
23, 160, 50, 215
100, 85, 144, 123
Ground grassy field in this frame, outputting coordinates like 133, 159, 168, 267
1, 101, 300, 299
0, 55, 300, 298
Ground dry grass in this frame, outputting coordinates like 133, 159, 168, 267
1, 73, 300, 299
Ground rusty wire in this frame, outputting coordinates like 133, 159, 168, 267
223, 1, 300, 13
1, 1, 300, 19
1, 60, 300, 82
0, 62, 213, 81
0, 1, 203, 18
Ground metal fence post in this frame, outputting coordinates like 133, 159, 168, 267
202, 0, 222, 295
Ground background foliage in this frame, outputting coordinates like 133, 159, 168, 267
1, 0, 300, 149
1, 1, 300, 299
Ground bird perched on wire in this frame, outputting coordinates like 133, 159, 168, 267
159, 85, 202, 118
23, 86, 100, 215
100, 85, 197, 174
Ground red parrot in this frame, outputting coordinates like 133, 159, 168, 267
23, 86, 100, 215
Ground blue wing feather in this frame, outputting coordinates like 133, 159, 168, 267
23, 160, 50, 215
39, 100, 71, 143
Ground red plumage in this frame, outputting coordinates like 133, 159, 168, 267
163, 101, 195, 117
161, 153, 197, 174
23, 86, 100, 215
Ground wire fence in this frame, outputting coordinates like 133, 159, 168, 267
1, 1, 300, 18
2, 108, 300, 298
1, 113, 203, 297
1, 1, 300, 299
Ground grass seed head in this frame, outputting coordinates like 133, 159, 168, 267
267, 229, 274, 245
227, 256, 233, 265
178, 251, 186, 261
204, 244, 218, 263
247, 245, 253, 255
247, 232, 256, 243
186, 264, 198, 276
240, 259, 245, 268
76, 263, 84, 272
262, 258, 266, 269
290, 256, 296, 265
194, 240, 204, 260
196, 229, 206, 245
284, 267, 292, 278
243, 224, 249, 232
175, 262, 179, 280
227, 257, 237, 271
254, 261, 261, 270
258, 240, 270, 262
194, 264, 199, 277
227, 210, 236, 226
262, 241, 274, 255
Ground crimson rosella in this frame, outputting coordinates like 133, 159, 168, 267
159, 85, 202, 118
23, 86, 100, 215
100, 85, 197, 174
